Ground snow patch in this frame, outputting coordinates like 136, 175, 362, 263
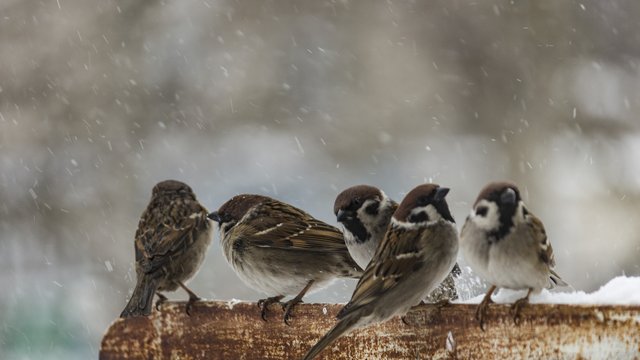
225, 298, 244, 309
461, 276, 640, 305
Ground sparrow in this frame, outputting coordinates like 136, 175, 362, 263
334, 184, 461, 303
333, 185, 398, 269
303, 184, 459, 360
460, 181, 568, 329
120, 180, 213, 318
208, 194, 363, 325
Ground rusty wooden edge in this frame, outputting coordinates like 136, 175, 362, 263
100, 301, 640, 360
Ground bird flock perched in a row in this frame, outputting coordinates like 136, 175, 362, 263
120, 179, 567, 359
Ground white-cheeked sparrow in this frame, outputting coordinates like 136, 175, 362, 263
303, 184, 459, 360
460, 181, 568, 329
334, 184, 461, 303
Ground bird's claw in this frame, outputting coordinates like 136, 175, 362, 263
257, 296, 284, 322
509, 297, 528, 326
475, 298, 492, 331
475, 286, 496, 331
282, 299, 303, 326
155, 293, 168, 311
185, 295, 201, 316
475, 307, 486, 331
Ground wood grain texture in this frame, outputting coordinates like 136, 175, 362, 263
100, 301, 640, 359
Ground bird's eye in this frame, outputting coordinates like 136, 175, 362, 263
476, 206, 488, 217
353, 198, 362, 206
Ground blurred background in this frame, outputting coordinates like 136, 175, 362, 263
1, 0, 640, 358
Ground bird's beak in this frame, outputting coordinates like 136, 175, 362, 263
207, 211, 221, 222
336, 209, 352, 222
434, 187, 450, 202
501, 188, 517, 205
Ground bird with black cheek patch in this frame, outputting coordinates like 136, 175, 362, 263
208, 194, 363, 325
460, 181, 568, 329
333, 185, 398, 269
120, 180, 213, 318
334, 185, 461, 303
303, 184, 459, 360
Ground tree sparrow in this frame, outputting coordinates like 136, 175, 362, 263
303, 184, 459, 360
460, 181, 568, 329
333, 185, 397, 269
208, 194, 363, 325
120, 180, 213, 318
334, 184, 461, 303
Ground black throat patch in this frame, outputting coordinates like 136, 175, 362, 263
487, 199, 517, 243
343, 218, 371, 244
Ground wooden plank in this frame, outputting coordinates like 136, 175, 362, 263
100, 301, 640, 359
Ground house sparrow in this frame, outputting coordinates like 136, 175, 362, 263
460, 181, 568, 329
120, 180, 213, 318
303, 184, 459, 360
334, 184, 460, 303
208, 194, 363, 325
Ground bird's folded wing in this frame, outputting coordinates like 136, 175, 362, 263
337, 227, 424, 318
232, 200, 348, 253
528, 213, 555, 267
136, 206, 208, 274
528, 213, 568, 287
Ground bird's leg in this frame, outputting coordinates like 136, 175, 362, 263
155, 293, 169, 311
178, 281, 201, 316
257, 295, 285, 321
282, 280, 315, 326
475, 285, 496, 331
510, 288, 532, 325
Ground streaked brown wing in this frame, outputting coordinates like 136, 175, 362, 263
136, 201, 208, 274
338, 226, 425, 318
528, 212, 555, 268
232, 199, 349, 254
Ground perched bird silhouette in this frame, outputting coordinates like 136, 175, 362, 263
120, 180, 213, 318
209, 194, 363, 325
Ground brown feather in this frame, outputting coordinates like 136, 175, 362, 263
230, 198, 350, 253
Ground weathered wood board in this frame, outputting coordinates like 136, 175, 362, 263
100, 301, 640, 359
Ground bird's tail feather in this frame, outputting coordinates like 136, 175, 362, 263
120, 275, 159, 318
549, 269, 569, 288
302, 313, 362, 360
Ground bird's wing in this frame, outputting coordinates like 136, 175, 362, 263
230, 199, 350, 254
135, 200, 209, 274
527, 212, 568, 287
527, 212, 555, 267
337, 225, 426, 319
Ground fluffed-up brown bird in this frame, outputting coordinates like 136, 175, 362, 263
208, 194, 363, 325
303, 184, 459, 360
460, 181, 568, 329
120, 180, 213, 318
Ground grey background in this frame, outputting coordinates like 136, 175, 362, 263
1, 0, 639, 358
